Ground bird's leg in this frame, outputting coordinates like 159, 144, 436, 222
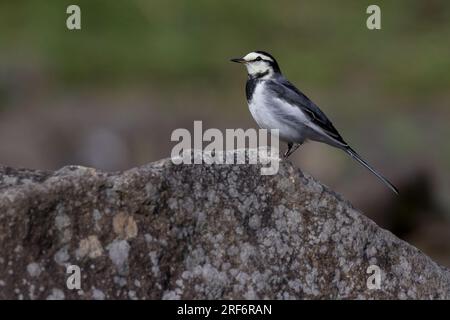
283, 143, 301, 159
283, 143, 293, 159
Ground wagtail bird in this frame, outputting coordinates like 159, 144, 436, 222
231, 50, 398, 194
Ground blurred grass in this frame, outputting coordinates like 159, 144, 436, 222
1, 0, 450, 174
0, 0, 449, 99
0, 0, 449, 160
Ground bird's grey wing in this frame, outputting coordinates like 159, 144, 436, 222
266, 78, 348, 146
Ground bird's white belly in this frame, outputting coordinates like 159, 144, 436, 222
248, 82, 307, 143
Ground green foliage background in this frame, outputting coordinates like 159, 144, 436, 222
1, 0, 449, 94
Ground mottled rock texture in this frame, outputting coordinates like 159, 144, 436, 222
1, 150, 449, 300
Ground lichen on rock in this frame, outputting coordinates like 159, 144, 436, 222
0, 149, 449, 299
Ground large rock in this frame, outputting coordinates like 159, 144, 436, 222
0, 149, 449, 299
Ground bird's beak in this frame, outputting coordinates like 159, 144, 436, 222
230, 57, 246, 64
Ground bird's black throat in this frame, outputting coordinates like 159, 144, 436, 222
245, 78, 261, 102
246, 71, 269, 101
248, 70, 269, 81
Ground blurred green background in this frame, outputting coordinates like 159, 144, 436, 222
0, 0, 449, 265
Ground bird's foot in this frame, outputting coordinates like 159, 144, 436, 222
283, 143, 301, 159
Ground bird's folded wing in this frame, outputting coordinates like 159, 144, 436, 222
266, 79, 348, 146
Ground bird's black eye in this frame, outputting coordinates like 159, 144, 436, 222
255, 56, 262, 61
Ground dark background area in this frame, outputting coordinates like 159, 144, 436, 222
0, 0, 449, 266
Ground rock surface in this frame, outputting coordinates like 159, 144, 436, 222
0, 150, 449, 300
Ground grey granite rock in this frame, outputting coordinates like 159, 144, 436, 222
0, 150, 449, 299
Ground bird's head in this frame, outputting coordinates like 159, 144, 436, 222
230, 51, 281, 79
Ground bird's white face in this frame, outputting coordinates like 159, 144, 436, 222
231, 51, 278, 78
242, 52, 274, 77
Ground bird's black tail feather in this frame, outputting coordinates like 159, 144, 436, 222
345, 147, 399, 195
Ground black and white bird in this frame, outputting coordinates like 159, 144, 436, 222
231, 50, 398, 194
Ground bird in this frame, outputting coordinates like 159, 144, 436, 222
230, 50, 399, 194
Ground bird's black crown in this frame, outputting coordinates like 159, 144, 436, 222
254, 50, 281, 74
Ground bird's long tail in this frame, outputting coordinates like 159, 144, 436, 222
345, 147, 399, 195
